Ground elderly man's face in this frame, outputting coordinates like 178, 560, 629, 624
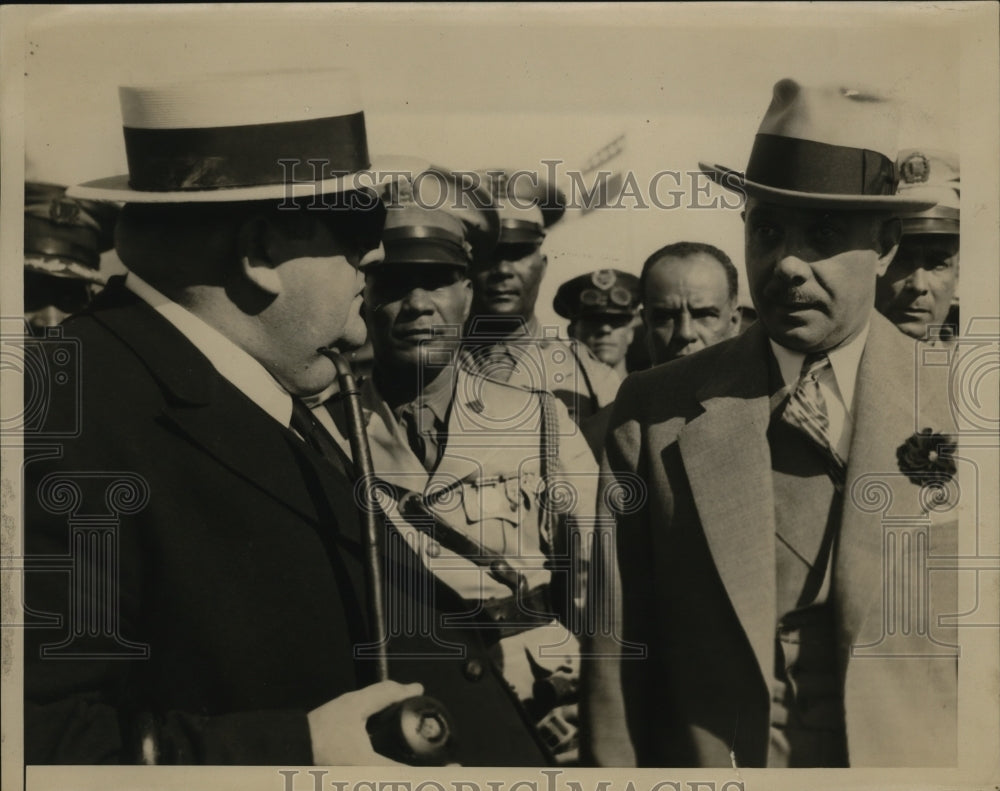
364, 263, 472, 372
744, 197, 897, 353
470, 242, 546, 319
875, 234, 959, 340
572, 313, 636, 368
641, 253, 740, 365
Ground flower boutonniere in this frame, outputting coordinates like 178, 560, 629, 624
896, 428, 957, 485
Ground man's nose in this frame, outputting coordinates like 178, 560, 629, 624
489, 258, 517, 277
28, 305, 68, 330
676, 311, 696, 342
772, 248, 812, 282
907, 266, 930, 293
402, 287, 435, 312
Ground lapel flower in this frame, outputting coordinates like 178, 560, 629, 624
896, 428, 957, 485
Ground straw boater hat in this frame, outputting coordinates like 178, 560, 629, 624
894, 149, 960, 235
700, 78, 936, 212
24, 182, 119, 285
67, 69, 424, 203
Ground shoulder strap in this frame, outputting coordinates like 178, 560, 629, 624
538, 388, 561, 555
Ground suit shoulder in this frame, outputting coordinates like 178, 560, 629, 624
619, 334, 743, 399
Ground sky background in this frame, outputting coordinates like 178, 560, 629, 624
12, 3, 976, 330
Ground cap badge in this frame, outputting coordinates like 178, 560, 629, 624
899, 152, 930, 184
591, 269, 617, 290
49, 198, 81, 225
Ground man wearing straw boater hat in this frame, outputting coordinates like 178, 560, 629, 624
23, 71, 552, 766
876, 149, 960, 344
583, 79, 959, 768
317, 170, 598, 763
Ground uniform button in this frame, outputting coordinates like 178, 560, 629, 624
462, 658, 486, 682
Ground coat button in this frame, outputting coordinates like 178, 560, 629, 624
462, 658, 486, 682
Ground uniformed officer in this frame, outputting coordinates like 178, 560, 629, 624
876, 149, 960, 344
317, 169, 599, 764
463, 169, 621, 424
554, 269, 641, 380
23, 182, 119, 333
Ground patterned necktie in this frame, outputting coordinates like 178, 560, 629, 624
780, 352, 847, 491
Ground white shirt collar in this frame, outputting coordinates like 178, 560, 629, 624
768, 322, 870, 414
125, 272, 293, 428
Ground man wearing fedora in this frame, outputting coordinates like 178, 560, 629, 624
22, 72, 550, 766
876, 149, 960, 345
582, 79, 959, 768
314, 171, 598, 764
463, 170, 621, 425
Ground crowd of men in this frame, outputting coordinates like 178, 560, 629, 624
22, 70, 960, 768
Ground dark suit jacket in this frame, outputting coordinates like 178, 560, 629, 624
23, 278, 548, 765
582, 315, 958, 767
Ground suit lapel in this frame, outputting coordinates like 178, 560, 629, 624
92, 281, 361, 546
834, 315, 920, 670
676, 324, 777, 686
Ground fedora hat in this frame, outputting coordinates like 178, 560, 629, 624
67, 69, 424, 203
895, 149, 960, 235
700, 78, 936, 211
374, 167, 500, 268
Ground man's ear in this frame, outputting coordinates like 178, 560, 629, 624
236, 217, 283, 296
459, 277, 473, 323
728, 303, 742, 336
876, 217, 903, 277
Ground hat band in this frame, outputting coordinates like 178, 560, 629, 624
123, 112, 370, 192
746, 133, 896, 196
380, 240, 469, 267
382, 225, 470, 266
901, 216, 960, 235
383, 224, 466, 248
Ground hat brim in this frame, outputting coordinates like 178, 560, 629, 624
25, 255, 107, 285
699, 162, 937, 212
561, 307, 638, 321
67, 155, 427, 204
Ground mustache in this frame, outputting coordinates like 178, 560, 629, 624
762, 282, 826, 308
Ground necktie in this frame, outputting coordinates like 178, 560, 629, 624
290, 397, 348, 471
780, 352, 846, 490
399, 403, 440, 471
